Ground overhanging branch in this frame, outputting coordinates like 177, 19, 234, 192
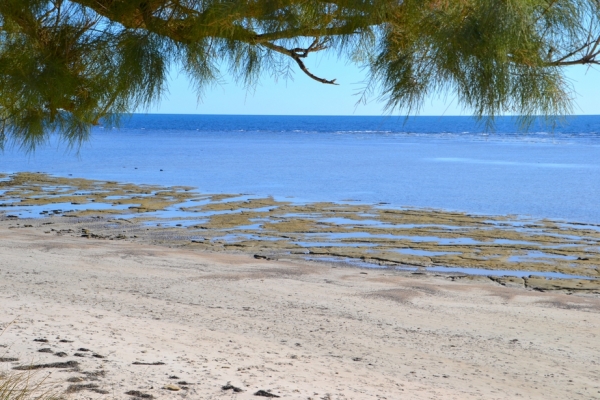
262, 39, 338, 84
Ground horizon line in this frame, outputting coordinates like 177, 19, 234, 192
130, 113, 600, 118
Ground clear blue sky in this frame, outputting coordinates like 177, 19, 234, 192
149, 54, 600, 116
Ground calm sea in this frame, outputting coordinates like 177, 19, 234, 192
2, 114, 600, 223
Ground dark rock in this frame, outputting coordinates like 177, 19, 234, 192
54, 352, 68, 357
125, 390, 154, 399
489, 276, 524, 288
38, 348, 53, 353
222, 382, 243, 393
0, 357, 19, 362
13, 360, 79, 370
132, 361, 165, 366
254, 390, 280, 397
83, 370, 106, 378
66, 383, 109, 394
33, 338, 48, 343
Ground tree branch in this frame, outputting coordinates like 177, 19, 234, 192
70, 0, 346, 84
262, 39, 338, 84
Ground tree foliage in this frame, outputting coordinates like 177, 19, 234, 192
1, 0, 600, 149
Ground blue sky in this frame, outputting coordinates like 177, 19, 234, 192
150, 54, 600, 116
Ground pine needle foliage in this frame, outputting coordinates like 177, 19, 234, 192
1, 0, 600, 149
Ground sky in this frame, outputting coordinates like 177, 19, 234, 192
149, 53, 600, 116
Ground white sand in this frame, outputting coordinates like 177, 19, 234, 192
1, 225, 599, 399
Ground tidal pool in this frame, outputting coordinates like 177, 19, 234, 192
2, 172, 600, 289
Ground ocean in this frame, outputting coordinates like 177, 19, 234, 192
2, 114, 600, 223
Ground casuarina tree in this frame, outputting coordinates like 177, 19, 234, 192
1, 0, 600, 149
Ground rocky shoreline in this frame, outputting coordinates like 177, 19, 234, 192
1, 172, 599, 293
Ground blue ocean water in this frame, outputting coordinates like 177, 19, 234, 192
2, 114, 600, 223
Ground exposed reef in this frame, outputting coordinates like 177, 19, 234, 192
1, 172, 599, 291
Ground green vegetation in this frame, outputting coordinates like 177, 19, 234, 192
1, 0, 600, 149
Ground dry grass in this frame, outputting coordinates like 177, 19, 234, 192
0, 371, 59, 400
1, 322, 60, 400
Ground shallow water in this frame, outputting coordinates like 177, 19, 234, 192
508, 251, 579, 263
417, 266, 592, 280
306, 257, 593, 279
2, 172, 599, 283
2, 114, 600, 223
2, 115, 600, 283
8, 202, 131, 218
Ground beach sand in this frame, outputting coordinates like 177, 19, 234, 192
1, 224, 600, 399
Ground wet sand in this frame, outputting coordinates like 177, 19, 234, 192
1, 226, 600, 399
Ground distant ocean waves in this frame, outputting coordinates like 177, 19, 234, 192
92, 114, 600, 144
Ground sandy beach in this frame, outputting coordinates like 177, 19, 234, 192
1, 223, 599, 399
